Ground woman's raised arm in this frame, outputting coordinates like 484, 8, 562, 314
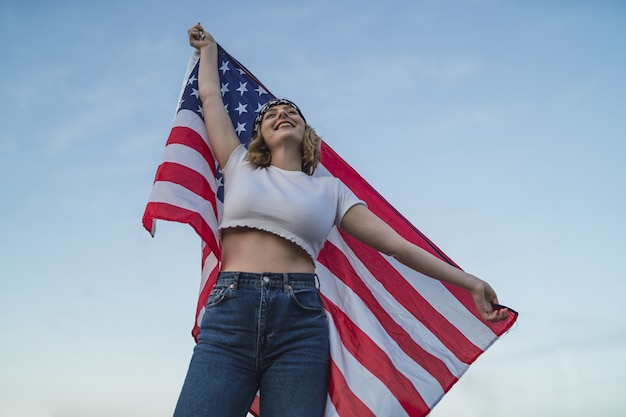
188, 23, 240, 169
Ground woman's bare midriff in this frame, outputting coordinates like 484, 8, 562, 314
220, 227, 315, 273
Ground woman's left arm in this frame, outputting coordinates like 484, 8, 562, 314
340, 204, 509, 322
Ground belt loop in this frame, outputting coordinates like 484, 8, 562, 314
283, 273, 290, 293
232, 272, 240, 290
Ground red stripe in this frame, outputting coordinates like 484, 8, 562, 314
200, 242, 221, 272
319, 242, 458, 388
332, 232, 484, 366
322, 296, 430, 416
320, 142, 518, 340
249, 396, 260, 417
142, 202, 220, 257
167, 126, 217, 175
328, 359, 376, 417
192, 254, 220, 342
320, 143, 453, 263
145, 49, 519, 417
153, 161, 219, 219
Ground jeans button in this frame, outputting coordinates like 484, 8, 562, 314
263, 276, 270, 283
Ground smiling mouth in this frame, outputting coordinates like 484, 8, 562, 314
276, 122, 294, 129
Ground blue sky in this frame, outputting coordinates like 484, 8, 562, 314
1, 1, 625, 416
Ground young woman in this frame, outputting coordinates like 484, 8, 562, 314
174, 23, 509, 417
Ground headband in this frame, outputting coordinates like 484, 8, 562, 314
252, 98, 306, 136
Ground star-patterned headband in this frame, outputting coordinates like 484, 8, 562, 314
252, 98, 306, 136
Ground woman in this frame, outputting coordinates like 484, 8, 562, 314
175, 23, 509, 417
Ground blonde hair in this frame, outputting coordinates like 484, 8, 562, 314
247, 124, 321, 175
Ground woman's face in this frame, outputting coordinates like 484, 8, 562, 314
259, 104, 306, 148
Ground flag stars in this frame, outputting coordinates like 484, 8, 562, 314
191, 88, 200, 99
255, 86, 268, 96
221, 82, 229, 97
187, 74, 197, 85
236, 82, 248, 96
235, 102, 248, 115
219, 60, 230, 74
235, 122, 246, 136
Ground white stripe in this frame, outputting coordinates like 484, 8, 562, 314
173, 108, 209, 144
196, 305, 206, 330
325, 312, 410, 417
326, 229, 468, 378
200, 250, 220, 292
318, 151, 492, 352
160, 143, 218, 193
196, 250, 220, 330
323, 394, 338, 417
385, 256, 498, 350
174, 52, 200, 117
318, 262, 444, 407
318, 155, 488, 350
147, 181, 219, 240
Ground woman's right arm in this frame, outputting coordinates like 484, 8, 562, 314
188, 23, 240, 169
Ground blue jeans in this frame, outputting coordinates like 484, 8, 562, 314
173, 272, 330, 417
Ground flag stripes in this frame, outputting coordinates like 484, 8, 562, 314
318, 241, 459, 386
324, 297, 432, 415
319, 144, 455, 263
325, 234, 469, 377
326, 360, 376, 417
330, 231, 487, 361
143, 45, 517, 417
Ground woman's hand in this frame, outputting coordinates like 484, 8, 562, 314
469, 278, 509, 322
188, 22, 215, 50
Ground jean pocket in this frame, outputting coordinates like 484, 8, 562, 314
289, 287, 325, 316
206, 285, 234, 309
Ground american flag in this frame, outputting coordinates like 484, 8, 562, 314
143, 45, 518, 417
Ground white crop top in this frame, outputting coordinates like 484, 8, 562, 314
219, 144, 365, 262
